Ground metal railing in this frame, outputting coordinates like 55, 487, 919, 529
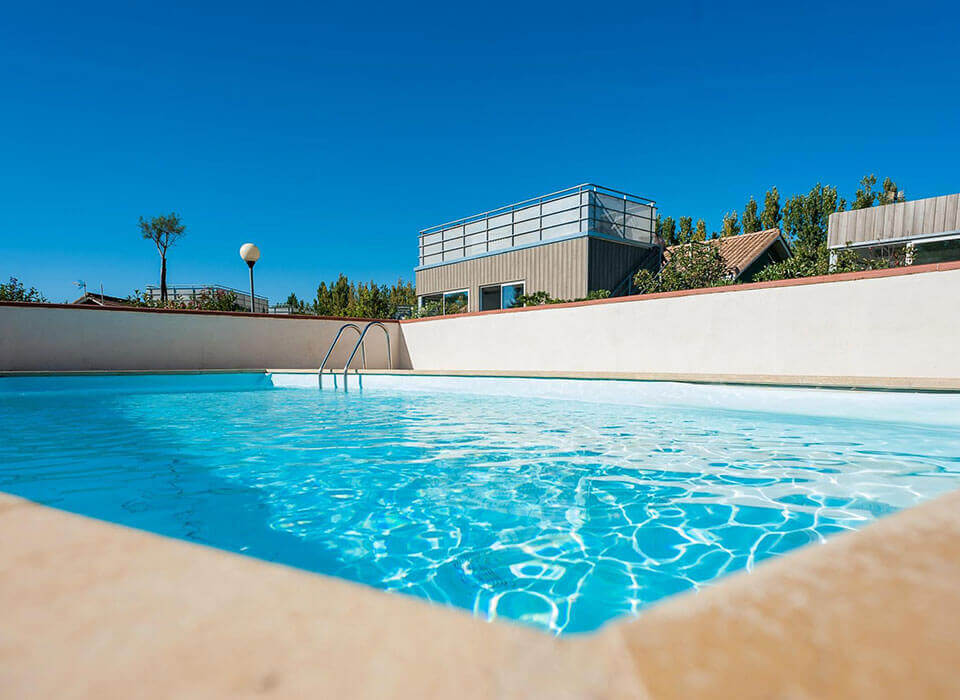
317, 323, 366, 388
144, 283, 269, 313
418, 184, 658, 268
340, 321, 392, 391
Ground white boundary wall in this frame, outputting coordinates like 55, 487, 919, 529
0, 306, 401, 371
400, 267, 960, 379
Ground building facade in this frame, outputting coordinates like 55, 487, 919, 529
828, 192, 960, 266
415, 184, 660, 314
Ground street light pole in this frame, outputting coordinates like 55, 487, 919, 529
239, 243, 261, 312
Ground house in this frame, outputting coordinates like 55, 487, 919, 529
414, 184, 661, 314
664, 228, 792, 282
827, 192, 960, 266
71, 292, 135, 307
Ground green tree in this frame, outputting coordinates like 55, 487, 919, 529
677, 216, 693, 243
693, 219, 707, 242
659, 216, 678, 246
634, 241, 732, 293
283, 293, 310, 314
760, 187, 781, 230
742, 197, 761, 233
330, 273, 354, 314
0, 277, 46, 302
780, 183, 844, 252
880, 177, 904, 204
720, 211, 741, 237
312, 275, 417, 318
138, 213, 185, 302
852, 174, 877, 209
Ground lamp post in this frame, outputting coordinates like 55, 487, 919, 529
239, 243, 261, 313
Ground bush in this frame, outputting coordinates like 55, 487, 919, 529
634, 242, 731, 294
127, 289, 244, 311
514, 289, 611, 306
753, 244, 903, 283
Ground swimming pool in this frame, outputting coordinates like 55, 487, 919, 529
2, 372, 960, 635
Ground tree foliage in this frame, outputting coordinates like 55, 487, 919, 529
128, 288, 242, 311
513, 289, 611, 307
634, 242, 732, 293
693, 219, 707, 242
742, 197, 761, 233
0, 277, 47, 302
658, 216, 678, 246
312, 275, 416, 318
760, 187, 781, 230
720, 211, 741, 237
139, 212, 186, 301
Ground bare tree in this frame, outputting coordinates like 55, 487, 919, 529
139, 213, 186, 302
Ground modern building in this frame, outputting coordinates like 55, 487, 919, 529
144, 284, 269, 313
828, 192, 960, 266
664, 228, 792, 282
415, 184, 661, 314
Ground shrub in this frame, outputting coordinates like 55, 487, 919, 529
634, 242, 731, 294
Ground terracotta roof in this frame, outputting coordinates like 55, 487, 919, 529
665, 228, 790, 277
71, 292, 134, 307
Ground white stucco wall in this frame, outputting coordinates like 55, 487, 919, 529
399, 267, 960, 379
0, 306, 401, 371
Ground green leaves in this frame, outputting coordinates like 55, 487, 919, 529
138, 212, 185, 251
314, 275, 415, 318
760, 187, 781, 230
742, 197, 761, 234
720, 211, 741, 237
634, 242, 732, 294
0, 277, 46, 302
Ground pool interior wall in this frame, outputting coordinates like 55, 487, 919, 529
2, 372, 960, 635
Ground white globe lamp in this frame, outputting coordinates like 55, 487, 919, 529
239, 243, 261, 312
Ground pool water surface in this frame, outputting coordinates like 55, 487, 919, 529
2, 373, 959, 635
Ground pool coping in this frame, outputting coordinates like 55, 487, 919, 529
4, 367, 960, 392
4, 487, 960, 698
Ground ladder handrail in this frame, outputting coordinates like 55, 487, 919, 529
341, 321, 392, 390
318, 323, 366, 388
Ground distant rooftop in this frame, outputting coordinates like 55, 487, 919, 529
417, 183, 658, 269
828, 192, 960, 249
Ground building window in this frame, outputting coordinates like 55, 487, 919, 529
443, 290, 468, 314
418, 289, 469, 316
479, 281, 525, 311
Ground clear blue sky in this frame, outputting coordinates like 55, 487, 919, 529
2, 0, 958, 304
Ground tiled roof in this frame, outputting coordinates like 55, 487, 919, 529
665, 228, 790, 277
71, 293, 134, 307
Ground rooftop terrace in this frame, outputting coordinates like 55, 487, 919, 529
417, 183, 658, 269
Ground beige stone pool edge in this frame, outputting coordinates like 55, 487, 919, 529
4, 488, 960, 699
4, 368, 960, 391
309, 368, 960, 392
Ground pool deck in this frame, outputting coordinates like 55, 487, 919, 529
3, 487, 960, 698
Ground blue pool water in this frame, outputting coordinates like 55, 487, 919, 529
2, 373, 960, 635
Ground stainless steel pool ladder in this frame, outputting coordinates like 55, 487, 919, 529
317, 323, 366, 388
341, 321, 392, 391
